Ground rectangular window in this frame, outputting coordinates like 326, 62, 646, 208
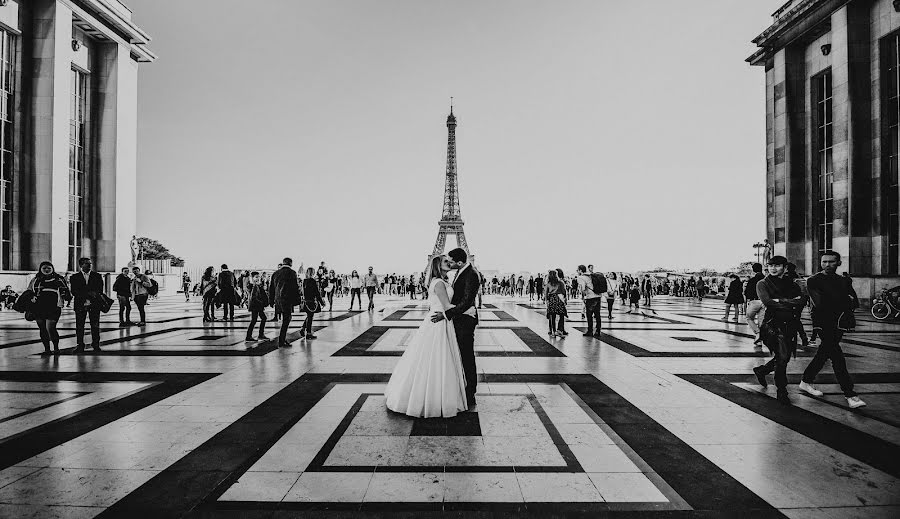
68, 68, 87, 272
0, 29, 13, 270
886, 35, 900, 274
814, 70, 833, 259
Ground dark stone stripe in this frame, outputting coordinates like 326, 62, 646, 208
0, 372, 217, 469
679, 373, 900, 478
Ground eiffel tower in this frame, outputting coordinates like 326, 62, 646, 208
429, 103, 473, 266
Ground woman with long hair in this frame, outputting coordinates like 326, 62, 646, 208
384, 254, 467, 417
723, 274, 744, 323
606, 272, 618, 320
544, 269, 568, 337
348, 270, 362, 310
302, 267, 325, 339
28, 261, 71, 355
200, 266, 217, 322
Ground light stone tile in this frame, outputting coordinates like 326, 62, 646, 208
325, 436, 409, 467
569, 444, 642, 472
443, 472, 524, 502
0, 466, 41, 490
587, 473, 668, 502
403, 436, 485, 466
247, 441, 321, 472
218, 471, 301, 502
481, 436, 564, 467
478, 411, 549, 437
516, 473, 603, 502
474, 395, 534, 413
344, 411, 414, 436
364, 472, 444, 502
554, 423, 617, 446
0, 467, 158, 507
284, 472, 372, 502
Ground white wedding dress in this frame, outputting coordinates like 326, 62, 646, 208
384, 278, 468, 418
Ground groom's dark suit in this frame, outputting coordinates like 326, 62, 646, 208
446, 263, 480, 400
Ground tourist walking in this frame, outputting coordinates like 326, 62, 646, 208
723, 274, 744, 322
606, 272, 618, 320
364, 266, 378, 310
302, 267, 324, 339
269, 258, 300, 347
70, 257, 104, 353
245, 271, 269, 342
697, 276, 706, 301
348, 270, 363, 310
324, 270, 337, 311
752, 255, 807, 404
131, 266, 152, 326
544, 269, 568, 337
798, 251, 866, 408
535, 273, 544, 301
744, 263, 766, 345
200, 266, 217, 322
28, 262, 70, 355
113, 267, 133, 327
577, 265, 604, 336
182, 272, 191, 302
217, 264, 237, 321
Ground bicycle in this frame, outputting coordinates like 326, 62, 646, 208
870, 289, 900, 320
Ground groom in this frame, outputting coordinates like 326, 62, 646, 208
431, 248, 479, 406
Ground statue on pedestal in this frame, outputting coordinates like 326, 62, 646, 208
129, 235, 140, 267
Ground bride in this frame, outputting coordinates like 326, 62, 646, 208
384, 254, 468, 418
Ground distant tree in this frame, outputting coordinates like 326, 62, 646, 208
734, 261, 756, 276
137, 237, 184, 267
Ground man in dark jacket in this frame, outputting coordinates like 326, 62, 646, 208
268, 258, 300, 347
70, 257, 104, 353
752, 255, 807, 403
744, 263, 766, 345
798, 251, 866, 408
431, 248, 480, 407
218, 264, 237, 321
113, 267, 133, 327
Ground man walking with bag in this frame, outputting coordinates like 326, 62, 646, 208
576, 265, 604, 336
268, 258, 300, 347
797, 251, 866, 409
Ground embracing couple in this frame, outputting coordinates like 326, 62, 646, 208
384, 248, 479, 418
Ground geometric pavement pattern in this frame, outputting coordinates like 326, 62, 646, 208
0, 293, 897, 518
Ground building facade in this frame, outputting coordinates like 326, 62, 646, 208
0, 0, 153, 286
748, 0, 900, 299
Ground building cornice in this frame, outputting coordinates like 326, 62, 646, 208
63, 0, 156, 62
746, 0, 847, 66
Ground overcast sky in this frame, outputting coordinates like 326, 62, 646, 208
128, 0, 783, 274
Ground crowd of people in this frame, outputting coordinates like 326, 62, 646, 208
12, 258, 160, 355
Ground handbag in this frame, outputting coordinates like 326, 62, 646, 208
302, 299, 321, 313
13, 290, 34, 313
837, 311, 856, 332
98, 293, 114, 313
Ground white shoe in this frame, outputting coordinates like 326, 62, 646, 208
847, 396, 866, 409
798, 381, 823, 397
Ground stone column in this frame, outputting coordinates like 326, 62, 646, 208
769, 49, 788, 258
29, 0, 71, 269
93, 42, 136, 271
845, 2, 873, 275
828, 6, 852, 264
784, 44, 808, 273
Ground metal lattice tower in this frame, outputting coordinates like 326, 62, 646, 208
429, 104, 472, 263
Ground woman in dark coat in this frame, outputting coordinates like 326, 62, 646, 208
544, 270, 568, 337
28, 261, 71, 355
723, 274, 744, 323
302, 267, 325, 340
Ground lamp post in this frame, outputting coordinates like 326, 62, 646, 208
752, 242, 766, 264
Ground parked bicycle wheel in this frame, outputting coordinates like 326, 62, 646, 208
871, 301, 891, 320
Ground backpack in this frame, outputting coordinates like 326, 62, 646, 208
147, 279, 159, 296
590, 273, 607, 295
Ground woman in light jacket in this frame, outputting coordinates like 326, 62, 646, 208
28, 261, 71, 355
606, 272, 619, 320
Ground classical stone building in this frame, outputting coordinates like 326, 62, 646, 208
0, 0, 153, 284
748, 0, 900, 297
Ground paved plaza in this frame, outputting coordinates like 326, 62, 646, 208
0, 294, 898, 518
